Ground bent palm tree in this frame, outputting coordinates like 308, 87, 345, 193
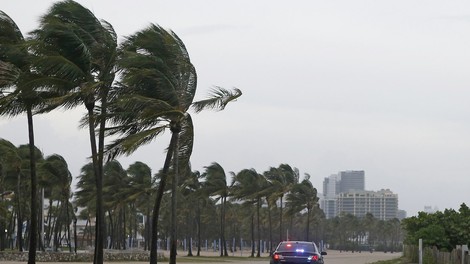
201, 162, 230, 256
265, 164, 297, 243
0, 10, 58, 263
126, 162, 153, 250
39, 154, 73, 251
286, 174, 319, 241
106, 24, 241, 264
31, 1, 118, 262
231, 169, 266, 257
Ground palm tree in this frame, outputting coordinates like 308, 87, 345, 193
38, 154, 73, 251
74, 163, 97, 248
31, 2, 118, 262
230, 168, 266, 257
103, 160, 130, 249
126, 162, 153, 250
106, 23, 241, 264
16, 144, 45, 254
178, 169, 203, 256
0, 138, 19, 196
0, 10, 58, 262
201, 162, 230, 256
0, 138, 21, 251
285, 174, 319, 241
265, 164, 297, 243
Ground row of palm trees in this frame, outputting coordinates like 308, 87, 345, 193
1, 1, 241, 263
1, 140, 403, 259
0, 140, 316, 255
0, 139, 73, 253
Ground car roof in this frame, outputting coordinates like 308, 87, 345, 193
276, 241, 319, 252
279, 241, 316, 244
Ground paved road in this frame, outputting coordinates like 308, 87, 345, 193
2, 250, 402, 264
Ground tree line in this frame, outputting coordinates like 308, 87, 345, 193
0, 139, 404, 259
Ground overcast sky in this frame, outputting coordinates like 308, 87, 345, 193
2, 0, 470, 217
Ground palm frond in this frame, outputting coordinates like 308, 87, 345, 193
105, 126, 167, 158
191, 86, 242, 113
0, 61, 20, 87
0, 10, 24, 43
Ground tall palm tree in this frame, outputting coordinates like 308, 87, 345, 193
74, 163, 97, 248
0, 138, 19, 195
126, 162, 153, 250
16, 144, 45, 254
38, 154, 73, 251
262, 181, 277, 253
231, 168, 266, 257
201, 162, 230, 256
178, 169, 203, 256
102, 160, 129, 250
31, 1, 118, 262
265, 164, 297, 243
0, 10, 60, 262
285, 174, 319, 241
106, 23, 241, 264
0, 138, 21, 251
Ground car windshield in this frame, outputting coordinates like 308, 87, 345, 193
277, 242, 317, 253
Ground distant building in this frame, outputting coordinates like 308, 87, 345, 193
423, 206, 438, 214
321, 174, 339, 219
397, 209, 407, 220
336, 189, 398, 220
323, 174, 338, 198
338, 170, 365, 193
320, 198, 337, 219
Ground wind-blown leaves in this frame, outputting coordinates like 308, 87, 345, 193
191, 86, 242, 113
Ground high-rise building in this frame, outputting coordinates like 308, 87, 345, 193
321, 198, 337, 219
323, 174, 338, 198
336, 189, 398, 220
397, 209, 407, 220
338, 170, 365, 193
321, 174, 339, 219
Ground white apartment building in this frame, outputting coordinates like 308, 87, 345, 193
336, 189, 398, 220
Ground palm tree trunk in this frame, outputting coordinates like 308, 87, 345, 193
267, 199, 273, 254
186, 209, 193, 256
306, 208, 310, 241
169, 127, 179, 264
66, 199, 72, 253
219, 200, 223, 257
86, 105, 103, 264
96, 87, 109, 259
149, 127, 179, 264
196, 203, 201, 256
145, 205, 150, 251
279, 196, 283, 242
107, 211, 113, 249
220, 196, 228, 256
27, 107, 37, 264
250, 214, 254, 257
256, 198, 261, 257
222, 196, 228, 256
15, 169, 22, 251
